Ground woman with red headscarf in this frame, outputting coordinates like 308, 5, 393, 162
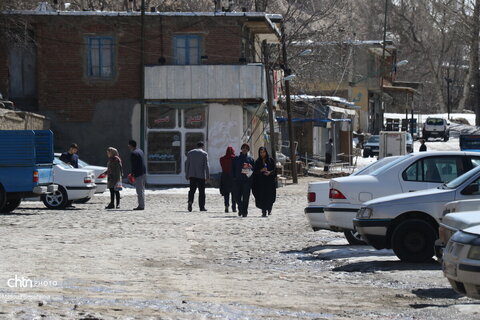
219, 146, 236, 213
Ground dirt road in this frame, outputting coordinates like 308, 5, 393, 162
0, 177, 479, 319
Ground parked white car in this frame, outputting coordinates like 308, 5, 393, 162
305, 156, 401, 245
55, 153, 107, 196
435, 199, 480, 260
40, 158, 96, 209
443, 225, 480, 299
325, 151, 480, 243
354, 165, 480, 262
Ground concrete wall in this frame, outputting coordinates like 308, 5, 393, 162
207, 103, 243, 174
45, 99, 137, 168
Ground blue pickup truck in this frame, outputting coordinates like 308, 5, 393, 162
0, 130, 57, 213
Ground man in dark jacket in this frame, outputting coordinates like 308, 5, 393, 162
59, 143, 79, 168
232, 143, 255, 217
185, 141, 210, 212
128, 140, 146, 210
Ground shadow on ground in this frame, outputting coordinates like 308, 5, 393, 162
412, 288, 464, 299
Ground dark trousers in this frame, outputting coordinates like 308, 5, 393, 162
109, 188, 120, 206
223, 192, 236, 210
188, 177, 206, 209
324, 153, 332, 171
234, 180, 251, 216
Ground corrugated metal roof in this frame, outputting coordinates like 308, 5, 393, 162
2, 9, 282, 20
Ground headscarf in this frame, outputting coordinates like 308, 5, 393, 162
220, 146, 236, 173
107, 147, 122, 166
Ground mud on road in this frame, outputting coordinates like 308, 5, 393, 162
0, 176, 479, 319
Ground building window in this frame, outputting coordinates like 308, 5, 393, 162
86, 36, 115, 78
148, 132, 182, 174
174, 35, 201, 65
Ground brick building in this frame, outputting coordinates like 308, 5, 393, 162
0, 7, 281, 184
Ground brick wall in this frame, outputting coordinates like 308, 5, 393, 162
27, 14, 248, 122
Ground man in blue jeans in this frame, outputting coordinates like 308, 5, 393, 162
232, 143, 255, 217
128, 140, 146, 210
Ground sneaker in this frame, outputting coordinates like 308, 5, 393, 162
133, 207, 144, 211
116, 205, 120, 209
105, 203, 114, 209
188, 202, 192, 212
268, 209, 272, 215
200, 208, 208, 212
225, 206, 229, 213
232, 207, 237, 213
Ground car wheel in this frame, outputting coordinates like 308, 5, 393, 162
391, 219, 437, 262
41, 186, 69, 209
74, 197, 91, 204
344, 229, 366, 245
0, 198, 21, 213
444, 135, 449, 142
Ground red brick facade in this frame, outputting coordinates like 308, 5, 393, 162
0, 14, 254, 122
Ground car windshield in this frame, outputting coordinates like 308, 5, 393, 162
426, 118, 444, 125
369, 154, 413, 176
353, 156, 401, 176
367, 136, 380, 143
53, 158, 73, 169
444, 166, 480, 189
77, 159, 89, 167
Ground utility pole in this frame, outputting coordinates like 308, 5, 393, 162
140, 0, 145, 150
262, 40, 277, 164
281, 24, 297, 184
378, 0, 388, 135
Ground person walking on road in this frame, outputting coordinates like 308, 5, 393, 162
419, 139, 427, 152
324, 138, 333, 171
232, 143, 255, 217
128, 140, 146, 210
105, 147, 123, 209
219, 146, 236, 213
252, 147, 276, 217
59, 143, 79, 168
185, 141, 210, 212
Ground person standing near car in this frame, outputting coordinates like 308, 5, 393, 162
232, 143, 255, 217
185, 141, 210, 212
105, 147, 123, 209
324, 138, 333, 171
128, 140, 146, 210
59, 143, 79, 168
419, 139, 427, 152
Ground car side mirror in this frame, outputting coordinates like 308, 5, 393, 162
462, 183, 479, 195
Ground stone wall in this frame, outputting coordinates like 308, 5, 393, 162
0, 110, 50, 130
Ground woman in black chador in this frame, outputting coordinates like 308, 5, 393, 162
252, 146, 277, 217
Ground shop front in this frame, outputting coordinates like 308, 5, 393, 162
146, 103, 207, 185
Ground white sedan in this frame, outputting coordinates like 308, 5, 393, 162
354, 165, 480, 262
40, 158, 96, 209
325, 151, 480, 241
443, 225, 480, 299
55, 153, 107, 195
305, 156, 401, 245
